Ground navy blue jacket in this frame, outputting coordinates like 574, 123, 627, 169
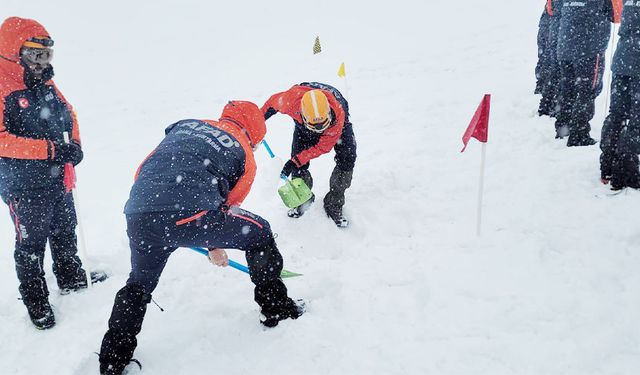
0, 74, 77, 197
557, 0, 614, 61
124, 119, 250, 214
612, 1, 640, 77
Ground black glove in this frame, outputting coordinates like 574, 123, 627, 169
280, 159, 297, 179
53, 141, 83, 166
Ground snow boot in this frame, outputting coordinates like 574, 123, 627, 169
60, 270, 109, 295
20, 278, 55, 330
323, 167, 352, 228
567, 133, 597, 147
254, 279, 304, 328
99, 284, 151, 375
610, 153, 640, 190
538, 96, 557, 118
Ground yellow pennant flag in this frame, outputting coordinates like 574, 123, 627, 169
337, 62, 346, 77
313, 36, 322, 54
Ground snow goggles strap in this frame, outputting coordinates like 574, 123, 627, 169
303, 115, 331, 133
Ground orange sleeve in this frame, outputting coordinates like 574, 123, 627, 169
52, 83, 81, 144
226, 143, 256, 207
0, 97, 52, 160
613, 0, 623, 24
261, 85, 307, 122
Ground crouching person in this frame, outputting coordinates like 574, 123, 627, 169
98, 101, 304, 375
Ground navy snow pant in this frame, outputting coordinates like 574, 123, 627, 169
556, 53, 606, 139
100, 206, 292, 373
124, 207, 277, 293
4, 189, 85, 304
600, 75, 640, 189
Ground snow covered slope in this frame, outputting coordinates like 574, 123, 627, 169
1, 1, 639, 374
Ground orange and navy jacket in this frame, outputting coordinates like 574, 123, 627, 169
261, 82, 348, 167
0, 17, 80, 196
124, 103, 260, 215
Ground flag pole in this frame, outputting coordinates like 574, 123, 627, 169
476, 143, 487, 236
63, 132, 92, 289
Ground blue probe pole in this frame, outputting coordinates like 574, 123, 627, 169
188, 247, 302, 278
190, 247, 250, 274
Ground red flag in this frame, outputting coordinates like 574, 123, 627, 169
63, 163, 76, 193
461, 94, 491, 152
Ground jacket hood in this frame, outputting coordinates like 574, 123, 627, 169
219, 101, 266, 147
0, 17, 50, 61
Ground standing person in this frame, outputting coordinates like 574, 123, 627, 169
262, 82, 357, 228
600, 1, 640, 190
554, 0, 619, 146
0, 17, 105, 330
536, 0, 562, 117
98, 101, 304, 375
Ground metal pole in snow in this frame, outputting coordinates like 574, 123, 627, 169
476, 143, 487, 237
63, 132, 92, 289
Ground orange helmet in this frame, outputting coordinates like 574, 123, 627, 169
300, 89, 332, 133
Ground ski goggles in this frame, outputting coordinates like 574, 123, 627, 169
20, 47, 54, 65
302, 115, 331, 133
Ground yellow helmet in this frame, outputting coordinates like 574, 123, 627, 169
300, 89, 331, 133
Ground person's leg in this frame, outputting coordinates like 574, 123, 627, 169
8, 193, 56, 329
567, 53, 604, 146
324, 122, 356, 227
612, 77, 640, 189
99, 213, 175, 374
173, 208, 303, 327
48, 191, 87, 291
555, 60, 575, 139
600, 75, 630, 182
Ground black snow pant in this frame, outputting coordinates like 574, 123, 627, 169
555, 53, 606, 142
3, 188, 85, 307
291, 118, 356, 218
99, 207, 294, 374
600, 75, 640, 189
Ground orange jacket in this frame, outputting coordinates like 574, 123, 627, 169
261, 84, 346, 167
0, 17, 80, 162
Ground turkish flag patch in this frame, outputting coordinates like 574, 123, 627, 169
18, 98, 29, 109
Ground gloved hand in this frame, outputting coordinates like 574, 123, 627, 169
208, 248, 228, 267
53, 141, 83, 166
280, 159, 297, 179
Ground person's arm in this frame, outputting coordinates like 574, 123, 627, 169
261, 86, 306, 120
226, 145, 256, 207
53, 83, 81, 144
208, 248, 228, 267
0, 97, 54, 160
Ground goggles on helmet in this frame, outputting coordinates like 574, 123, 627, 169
302, 115, 331, 133
20, 47, 54, 65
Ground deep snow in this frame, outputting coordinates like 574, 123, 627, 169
1, 1, 639, 374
